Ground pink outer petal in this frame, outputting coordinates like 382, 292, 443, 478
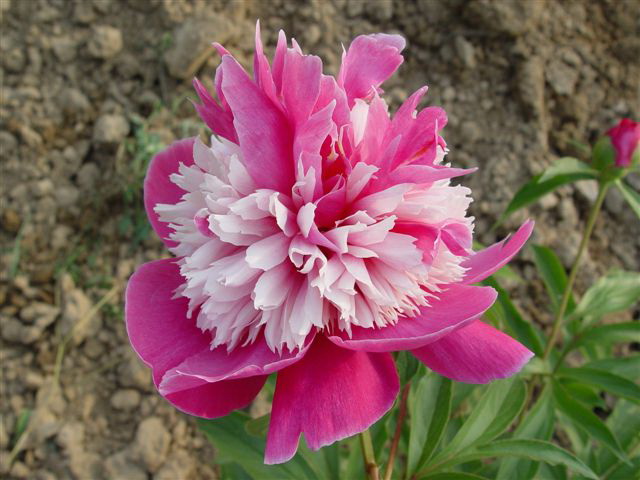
125, 258, 266, 417
411, 321, 534, 384
144, 138, 195, 249
327, 284, 497, 352
265, 336, 399, 464
462, 220, 534, 284
220, 55, 294, 193
339, 33, 405, 105
159, 334, 314, 395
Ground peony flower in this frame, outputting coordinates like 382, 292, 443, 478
607, 118, 640, 167
125, 22, 534, 464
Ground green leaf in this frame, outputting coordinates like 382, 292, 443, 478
531, 245, 575, 314
407, 375, 453, 476
496, 387, 555, 480
557, 367, 640, 404
606, 456, 640, 480
198, 412, 318, 479
539, 157, 599, 183
245, 414, 270, 437
598, 400, 640, 475
437, 378, 526, 458
473, 440, 598, 480
585, 355, 640, 381
570, 270, 640, 322
552, 381, 628, 462
483, 277, 545, 356
396, 350, 422, 385
500, 158, 598, 222
422, 473, 489, 480
592, 136, 615, 171
572, 322, 640, 350
616, 179, 640, 218
11, 409, 31, 448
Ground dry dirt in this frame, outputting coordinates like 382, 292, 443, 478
1, 0, 639, 479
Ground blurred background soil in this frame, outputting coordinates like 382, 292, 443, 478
0, 0, 638, 478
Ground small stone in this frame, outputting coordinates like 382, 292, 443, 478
118, 352, 152, 390
19, 303, 59, 326
51, 225, 73, 251
539, 192, 559, 210
4, 47, 26, 73
51, 36, 77, 63
60, 88, 91, 117
104, 450, 147, 480
93, 114, 129, 144
87, 25, 123, 59
546, 58, 579, 96
34, 179, 54, 197
134, 417, 171, 473
303, 24, 322, 46
2, 208, 21, 233
58, 278, 97, 346
164, 16, 233, 79
460, 120, 481, 143
77, 162, 100, 190
55, 185, 80, 208
154, 450, 196, 480
517, 57, 545, 118
575, 180, 598, 204
110, 389, 141, 410
454, 36, 476, 69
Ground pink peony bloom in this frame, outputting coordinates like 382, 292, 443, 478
126, 22, 534, 464
607, 118, 640, 167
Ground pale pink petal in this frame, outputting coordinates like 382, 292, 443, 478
220, 55, 294, 193
245, 232, 290, 270
125, 259, 265, 417
462, 220, 534, 284
265, 336, 398, 464
339, 33, 406, 105
411, 321, 534, 384
327, 284, 497, 352
144, 138, 195, 248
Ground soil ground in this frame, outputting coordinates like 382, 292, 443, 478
1, 0, 638, 478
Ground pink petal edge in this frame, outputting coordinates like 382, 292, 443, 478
411, 320, 534, 384
144, 138, 196, 249
462, 220, 534, 284
265, 336, 399, 464
327, 284, 497, 352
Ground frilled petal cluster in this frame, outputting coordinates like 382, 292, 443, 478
126, 22, 534, 464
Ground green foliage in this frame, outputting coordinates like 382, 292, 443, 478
498, 156, 598, 224
569, 270, 640, 323
615, 178, 640, 218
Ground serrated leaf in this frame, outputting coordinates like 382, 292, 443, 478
552, 381, 628, 462
437, 378, 526, 459
572, 322, 640, 350
616, 179, 640, 218
496, 387, 555, 480
570, 270, 640, 322
557, 367, 640, 404
198, 412, 318, 480
531, 245, 575, 314
407, 374, 453, 476
499, 159, 598, 222
483, 277, 545, 356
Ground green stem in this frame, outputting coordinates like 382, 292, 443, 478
384, 383, 411, 480
360, 429, 380, 480
542, 183, 609, 360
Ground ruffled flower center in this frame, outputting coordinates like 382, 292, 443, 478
156, 94, 473, 353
